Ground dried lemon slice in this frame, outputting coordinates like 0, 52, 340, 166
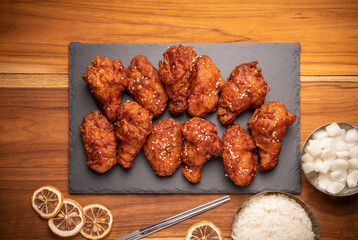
185, 221, 223, 240
80, 204, 113, 240
31, 185, 64, 219
48, 198, 85, 237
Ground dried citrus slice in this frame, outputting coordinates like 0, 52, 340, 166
80, 204, 113, 240
48, 198, 84, 237
185, 221, 223, 240
31, 185, 64, 219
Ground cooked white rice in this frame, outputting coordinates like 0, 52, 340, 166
232, 193, 315, 240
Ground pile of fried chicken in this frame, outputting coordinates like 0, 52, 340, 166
80, 45, 296, 187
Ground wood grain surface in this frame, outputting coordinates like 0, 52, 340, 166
1, 0, 358, 75
0, 1, 358, 239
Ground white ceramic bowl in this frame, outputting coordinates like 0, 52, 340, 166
301, 122, 358, 197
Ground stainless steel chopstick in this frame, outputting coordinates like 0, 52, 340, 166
115, 195, 231, 240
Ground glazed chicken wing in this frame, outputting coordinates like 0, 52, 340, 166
127, 55, 168, 118
114, 101, 152, 168
188, 55, 226, 118
218, 61, 270, 125
181, 117, 223, 183
222, 124, 258, 186
79, 110, 117, 173
82, 56, 127, 122
182, 140, 211, 183
247, 101, 296, 171
159, 45, 197, 116
143, 118, 183, 176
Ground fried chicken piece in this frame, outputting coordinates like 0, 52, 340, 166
182, 141, 211, 183
127, 55, 168, 118
82, 56, 127, 122
159, 45, 197, 116
188, 55, 226, 118
247, 101, 296, 171
181, 117, 223, 183
114, 101, 152, 168
218, 61, 270, 125
79, 110, 117, 173
143, 118, 183, 176
222, 124, 258, 186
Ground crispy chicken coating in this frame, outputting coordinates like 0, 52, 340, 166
159, 45, 197, 116
82, 56, 127, 122
182, 141, 211, 183
218, 61, 270, 125
181, 117, 223, 183
143, 118, 183, 176
188, 55, 226, 118
114, 101, 152, 168
247, 101, 296, 171
127, 55, 168, 118
222, 124, 258, 186
79, 110, 117, 173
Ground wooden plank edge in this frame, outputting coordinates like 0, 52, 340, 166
300, 76, 358, 83
0, 74, 357, 88
0, 73, 68, 88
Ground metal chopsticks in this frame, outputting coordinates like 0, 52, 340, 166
115, 195, 231, 240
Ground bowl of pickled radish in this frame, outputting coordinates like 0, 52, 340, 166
301, 122, 358, 196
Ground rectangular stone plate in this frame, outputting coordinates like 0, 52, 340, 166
69, 42, 301, 194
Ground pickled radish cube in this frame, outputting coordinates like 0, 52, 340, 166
345, 128, 358, 142
326, 123, 342, 137
334, 129, 346, 141
302, 162, 315, 174
321, 148, 335, 159
349, 169, 358, 182
320, 161, 331, 174
349, 145, 358, 158
347, 143, 356, 149
338, 171, 347, 185
347, 170, 358, 188
302, 153, 314, 163
312, 129, 328, 140
330, 159, 349, 171
317, 177, 331, 190
306, 142, 321, 156
318, 173, 330, 180
319, 138, 336, 149
347, 178, 357, 188
335, 140, 348, 151
327, 182, 345, 194
325, 157, 336, 163
318, 173, 331, 182
308, 139, 320, 146
348, 158, 358, 169
336, 151, 349, 159
330, 171, 344, 182
314, 159, 323, 172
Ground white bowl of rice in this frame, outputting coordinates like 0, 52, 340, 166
231, 192, 320, 240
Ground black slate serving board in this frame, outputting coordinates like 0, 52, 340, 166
69, 42, 301, 194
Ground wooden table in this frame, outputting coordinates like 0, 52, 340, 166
1, 1, 357, 239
